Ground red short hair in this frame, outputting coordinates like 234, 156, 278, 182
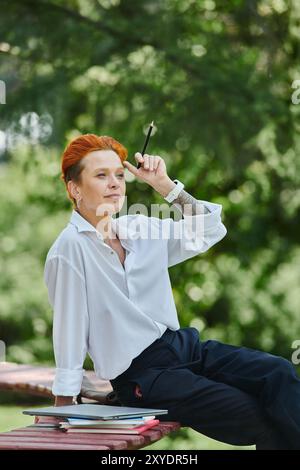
60, 134, 128, 209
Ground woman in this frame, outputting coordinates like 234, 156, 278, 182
40, 134, 300, 449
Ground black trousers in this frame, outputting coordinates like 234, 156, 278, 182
110, 327, 300, 449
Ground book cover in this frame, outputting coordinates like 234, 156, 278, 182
60, 418, 159, 430
62, 419, 160, 434
63, 416, 156, 427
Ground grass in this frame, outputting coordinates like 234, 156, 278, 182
0, 404, 37, 432
0, 403, 255, 450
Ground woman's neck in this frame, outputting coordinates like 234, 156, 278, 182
75, 208, 115, 241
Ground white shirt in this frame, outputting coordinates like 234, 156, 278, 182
44, 200, 227, 396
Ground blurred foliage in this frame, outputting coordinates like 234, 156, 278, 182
0, 0, 300, 374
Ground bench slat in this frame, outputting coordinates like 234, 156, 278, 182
4, 429, 146, 447
0, 441, 110, 450
0, 422, 181, 450
0, 435, 128, 450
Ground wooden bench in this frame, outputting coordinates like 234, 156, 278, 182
0, 362, 181, 450
0, 361, 119, 405
0, 422, 181, 450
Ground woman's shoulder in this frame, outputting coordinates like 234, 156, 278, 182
44, 223, 83, 266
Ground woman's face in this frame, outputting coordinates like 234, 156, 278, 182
69, 149, 126, 217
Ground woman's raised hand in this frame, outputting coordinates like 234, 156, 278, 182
123, 153, 168, 189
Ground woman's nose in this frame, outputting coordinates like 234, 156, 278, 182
108, 176, 120, 187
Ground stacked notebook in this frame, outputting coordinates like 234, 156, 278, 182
59, 416, 160, 434
23, 404, 168, 435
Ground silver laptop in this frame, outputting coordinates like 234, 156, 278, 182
23, 404, 168, 420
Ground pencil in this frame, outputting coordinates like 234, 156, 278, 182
137, 120, 154, 169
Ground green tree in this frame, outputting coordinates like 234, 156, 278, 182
0, 0, 299, 368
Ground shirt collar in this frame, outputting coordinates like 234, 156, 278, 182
69, 210, 136, 252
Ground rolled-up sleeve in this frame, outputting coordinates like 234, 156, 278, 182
158, 199, 227, 268
44, 255, 89, 397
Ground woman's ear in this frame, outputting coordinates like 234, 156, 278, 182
67, 180, 81, 200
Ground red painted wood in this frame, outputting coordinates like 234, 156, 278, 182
5, 429, 146, 447
21, 422, 181, 432
155, 422, 181, 433
150, 425, 170, 436
0, 362, 112, 402
0, 421, 181, 450
0, 435, 128, 450
0, 441, 110, 450
138, 428, 163, 441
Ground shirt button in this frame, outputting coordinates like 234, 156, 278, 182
111, 251, 114, 254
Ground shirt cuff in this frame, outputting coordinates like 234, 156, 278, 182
51, 367, 84, 397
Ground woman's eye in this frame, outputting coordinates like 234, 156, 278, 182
97, 174, 124, 178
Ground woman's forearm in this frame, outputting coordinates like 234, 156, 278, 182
154, 177, 210, 215
173, 188, 211, 215
54, 395, 74, 406
153, 176, 211, 216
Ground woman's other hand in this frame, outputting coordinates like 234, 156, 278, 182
123, 153, 176, 197
33, 395, 75, 426
34, 415, 66, 426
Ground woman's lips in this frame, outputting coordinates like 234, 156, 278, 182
105, 195, 121, 199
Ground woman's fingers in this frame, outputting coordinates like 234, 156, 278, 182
143, 154, 149, 169
144, 153, 156, 171
134, 152, 144, 165
153, 156, 160, 171
149, 156, 154, 171
131, 153, 161, 174
34, 415, 63, 425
